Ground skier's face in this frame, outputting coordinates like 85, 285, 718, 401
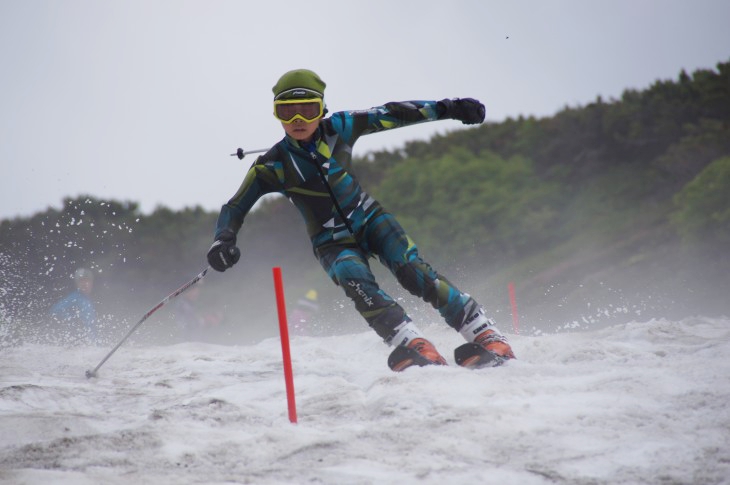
76, 277, 93, 295
282, 118, 320, 142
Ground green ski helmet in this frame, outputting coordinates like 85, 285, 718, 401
272, 69, 326, 100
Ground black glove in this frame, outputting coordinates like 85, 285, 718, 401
207, 229, 241, 272
438, 98, 485, 125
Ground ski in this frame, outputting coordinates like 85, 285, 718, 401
454, 343, 507, 369
388, 345, 439, 371
389, 342, 509, 371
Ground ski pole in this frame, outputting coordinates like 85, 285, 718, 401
230, 147, 268, 160
85, 266, 210, 379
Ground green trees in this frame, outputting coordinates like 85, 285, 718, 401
375, 148, 560, 263
672, 156, 730, 244
2, 60, 729, 339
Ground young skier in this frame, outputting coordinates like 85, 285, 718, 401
207, 69, 515, 370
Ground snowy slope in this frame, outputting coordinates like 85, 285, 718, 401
1, 317, 729, 484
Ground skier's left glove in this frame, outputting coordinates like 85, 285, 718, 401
207, 229, 241, 272
438, 98, 486, 125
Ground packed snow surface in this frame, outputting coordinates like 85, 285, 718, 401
1, 317, 729, 484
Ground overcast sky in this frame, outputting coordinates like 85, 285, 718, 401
2, 0, 729, 221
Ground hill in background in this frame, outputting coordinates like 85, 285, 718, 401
2, 61, 729, 345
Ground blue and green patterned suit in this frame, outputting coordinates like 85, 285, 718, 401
215, 101, 483, 341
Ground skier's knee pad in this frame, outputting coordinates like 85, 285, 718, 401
394, 260, 439, 299
331, 250, 371, 286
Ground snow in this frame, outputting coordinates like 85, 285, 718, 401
1, 317, 729, 484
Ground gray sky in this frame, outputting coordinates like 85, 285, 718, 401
2, 0, 729, 221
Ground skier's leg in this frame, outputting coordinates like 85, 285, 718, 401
364, 212, 477, 329
364, 212, 514, 359
316, 242, 407, 341
316, 242, 447, 369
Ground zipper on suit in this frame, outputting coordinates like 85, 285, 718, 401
309, 150, 355, 235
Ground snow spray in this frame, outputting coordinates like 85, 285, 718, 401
272, 267, 298, 424
508, 282, 520, 335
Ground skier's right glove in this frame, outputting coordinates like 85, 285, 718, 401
207, 229, 241, 272
438, 98, 486, 125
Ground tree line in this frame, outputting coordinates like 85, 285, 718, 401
2, 60, 728, 344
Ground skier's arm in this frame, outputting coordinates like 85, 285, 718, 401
334, 98, 485, 140
337, 100, 442, 139
214, 160, 280, 239
208, 158, 280, 272
49, 293, 75, 321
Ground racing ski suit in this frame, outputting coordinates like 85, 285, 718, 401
214, 100, 484, 341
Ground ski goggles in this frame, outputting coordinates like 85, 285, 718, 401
273, 97, 324, 124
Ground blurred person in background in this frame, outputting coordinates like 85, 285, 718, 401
50, 267, 97, 344
171, 282, 222, 343
289, 288, 320, 336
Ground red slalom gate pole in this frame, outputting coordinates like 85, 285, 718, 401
508, 281, 520, 335
272, 267, 297, 424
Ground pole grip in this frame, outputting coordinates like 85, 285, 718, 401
273, 267, 297, 424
